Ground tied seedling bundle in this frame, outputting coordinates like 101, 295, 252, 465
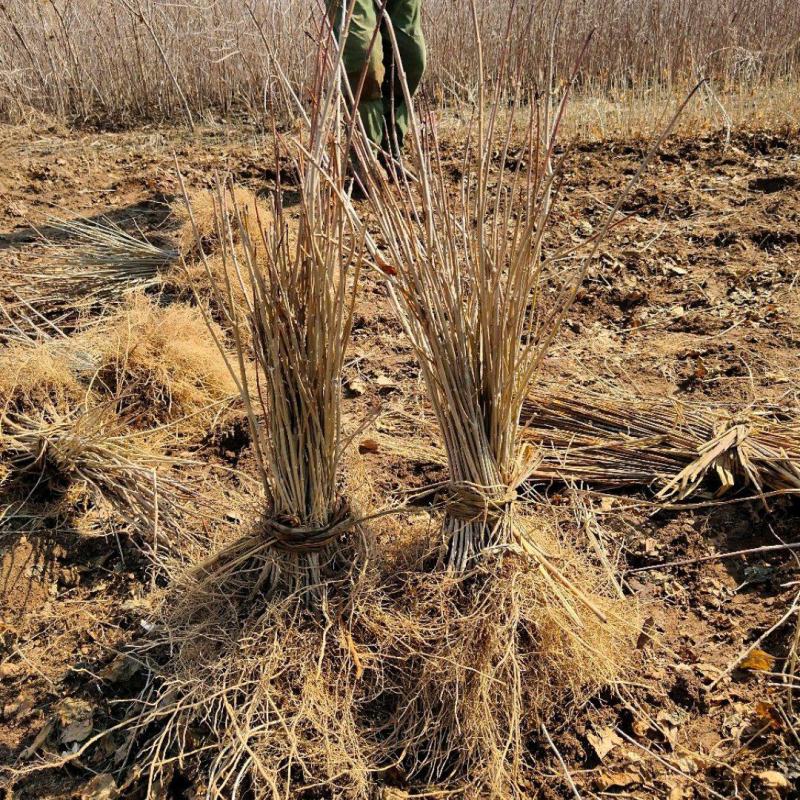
345, 3, 700, 793
521, 386, 800, 501
187, 162, 364, 599
0, 404, 196, 553
109, 23, 387, 800
1, 216, 178, 340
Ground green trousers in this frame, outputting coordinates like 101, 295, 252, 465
332, 0, 426, 154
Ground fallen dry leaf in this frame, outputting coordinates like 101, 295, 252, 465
668, 784, 691, 800
79, 773, 118, 800
21, 719, 55, 760
58, 697, 94, 744
0, 662, 21, 680
595, 770, 640, 790
587, 727, 622, 760
739, 648, 775, 672
754, 700, 783, 730
375, 255, 397, 276
374, 374, 397, 393
100, 653, 140, 684
61, 715, 93, 744
347, 379, 366, 397
756, 770, 789, 791
656, 710, 681, 747
636, 615, 655, 649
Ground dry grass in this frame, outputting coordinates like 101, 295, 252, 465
169, 188, 274, 341
83, 294, 238, 435
0, 295, 238, 442
0, 307, 218, 545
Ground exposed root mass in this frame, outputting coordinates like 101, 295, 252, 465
127, 564, 381, 800
121, 511, 636, 800
361, 518, 638, 798
0, 336, 85, 414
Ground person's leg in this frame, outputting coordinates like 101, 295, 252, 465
380, 0, 426, 155
330, 0, 385, 147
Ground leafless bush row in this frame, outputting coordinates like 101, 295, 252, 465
1, 0, 798, 126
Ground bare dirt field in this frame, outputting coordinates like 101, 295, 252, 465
1, 116, 799, 798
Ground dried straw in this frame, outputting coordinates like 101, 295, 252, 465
172, 185, 266, 261
0, 298, 238, 442
83, 294, 238, 436
0, 330, 86, 415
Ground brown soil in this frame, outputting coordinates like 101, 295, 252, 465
1, 117, 799, 799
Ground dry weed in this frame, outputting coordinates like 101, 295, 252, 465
174, 186, 267, 262
0, 336, 87, 414
84, 294, 238, 435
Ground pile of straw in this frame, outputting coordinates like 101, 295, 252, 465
0, 332, 86, 415
0, 295, 238, 441
172, 185, 266, 261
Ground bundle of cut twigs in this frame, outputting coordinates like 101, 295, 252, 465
115, 23, 379, 800
347, 4, 659, 792
353, 10, 690, 570
522, 388, 800, 500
